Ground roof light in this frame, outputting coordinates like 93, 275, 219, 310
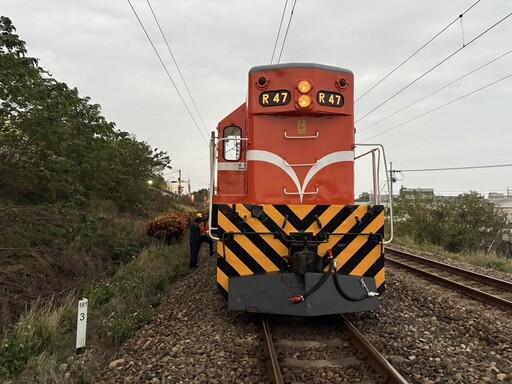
298, 95, 311, 108
298, 80, 312, 94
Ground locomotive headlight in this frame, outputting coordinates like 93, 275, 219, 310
298, 95, 311, 108
298, 80, 311, 93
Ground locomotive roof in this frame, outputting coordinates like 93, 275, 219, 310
249, 62, 353, 75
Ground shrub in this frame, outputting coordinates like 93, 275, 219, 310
145, 211, 195, 243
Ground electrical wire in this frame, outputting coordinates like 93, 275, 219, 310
126, 0, 208, 145
270, 0, 289, 64
277, 0, 298, 64
396, 163, 512, 172
358, 48, 512, 133
146, 0, 210, 137
360, 72, 512, 142
436, 188, 511, 193
356, 0, 482, 103
356, 9, 512, 124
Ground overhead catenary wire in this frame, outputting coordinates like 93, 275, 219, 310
125, 0, 208, 145
436, 188, 511, 193
356, 9, 512, 124
277, 0, 298, 64
356, 0, 482, 103
396, 163, 512, 172
358, 48, 512, 133
146, 0, 210, 137
270, 0, 289, 64
360, 72, 512, 142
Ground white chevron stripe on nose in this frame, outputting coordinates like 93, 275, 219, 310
247, 150, 354, 202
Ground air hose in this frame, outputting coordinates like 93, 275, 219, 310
332, 268, 371, 302
290, 249, 378, 304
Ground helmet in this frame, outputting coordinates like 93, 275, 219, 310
196, 213, 203, 218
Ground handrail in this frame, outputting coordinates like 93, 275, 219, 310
283, 187, 319, 195
355, 143, 393, 244
284, 130, 319, 139
208, 133, 220, 240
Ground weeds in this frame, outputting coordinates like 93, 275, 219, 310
0, 243, 190, 381
393, 235, 512, 274
0, 297, 72, 378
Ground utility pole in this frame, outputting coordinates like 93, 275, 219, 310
389, 161, 395, 201
178, 169, 182, 196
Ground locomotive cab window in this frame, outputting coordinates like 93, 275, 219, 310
223, 126, 242, 161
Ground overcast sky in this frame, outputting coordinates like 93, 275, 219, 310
2, 0, 511, 197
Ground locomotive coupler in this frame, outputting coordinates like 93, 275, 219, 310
290, 248, 322, 275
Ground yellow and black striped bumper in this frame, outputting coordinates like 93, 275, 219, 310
213, 204, 386, 297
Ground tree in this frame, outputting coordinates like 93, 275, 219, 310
193, 188, 209, 204
0, 17, 171, 208
355, 192, 370, 202
394, 191, 507, 253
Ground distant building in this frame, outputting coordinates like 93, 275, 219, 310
488, 194, 512, 224
166, 178, 190, 196
399, 186, 434, 198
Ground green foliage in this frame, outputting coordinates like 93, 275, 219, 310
0, 243, 190, 379
394, 191, 507, 253
0, 332, 29, 377
103, 309, 152, 345
192, 188, 209, 205
355, 192, 371, 202
0, 17, 171, 210
0, 299, 65, 378
83, 244, 189, 347
0, 18, 189, 381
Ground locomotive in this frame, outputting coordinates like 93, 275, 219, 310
208, 63, 392, 316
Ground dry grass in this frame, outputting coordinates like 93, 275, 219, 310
394, 235, 512, 274
0, 242, 190, 382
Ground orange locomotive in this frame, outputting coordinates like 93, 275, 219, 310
208, 63, 392, 316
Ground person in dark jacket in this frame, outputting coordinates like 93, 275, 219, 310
199, 216, 215, 256
189, 214, 202, 269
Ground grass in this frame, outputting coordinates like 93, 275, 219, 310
393, 235, 512, 274
0, 202, 153, 335
0, 242, 190, 382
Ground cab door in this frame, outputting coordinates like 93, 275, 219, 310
217, 124, 247, 196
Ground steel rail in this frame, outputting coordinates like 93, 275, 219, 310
386, 253, 512, 310
340, 315, 410, 384
386, 248, 512, 292
261, 317, 284, 384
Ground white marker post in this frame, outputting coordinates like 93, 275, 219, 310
76, 298, 88, 355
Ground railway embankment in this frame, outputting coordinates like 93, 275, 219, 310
0, 198, 194, 382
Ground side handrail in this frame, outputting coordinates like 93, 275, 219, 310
355, 143, 394, 244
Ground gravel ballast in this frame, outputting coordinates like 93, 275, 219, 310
101, 246, 512, 383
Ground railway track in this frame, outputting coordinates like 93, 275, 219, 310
385, 248, 512, 310
261, 315, 409, 384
